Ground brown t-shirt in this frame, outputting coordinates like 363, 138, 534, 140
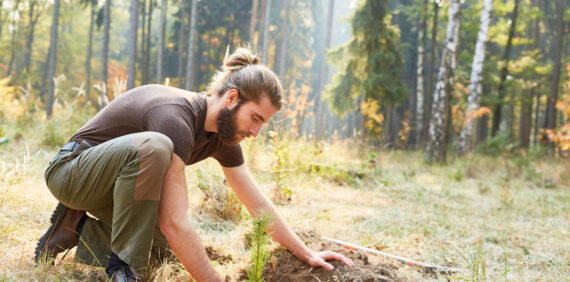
69, 84, 244, 167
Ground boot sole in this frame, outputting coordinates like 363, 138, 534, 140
34, 203, 68, 264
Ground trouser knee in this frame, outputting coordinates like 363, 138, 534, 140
131, 132, 174, 169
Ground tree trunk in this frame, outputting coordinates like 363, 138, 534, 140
415, 0, 428, 148
101, 0, 111, 109
533, 87, 541, 145
85, 0, 95, 114
25, 0, 42, 74
314, 0, 334, 140
543, 0, 565, 141
127, 0, 138, 90
423, 0, 439, 146
249, 0, 258, 46
177, 1, 186, 88
143, 0, 153, 85
519, 88, 533, 149
6, 1, 20, 76
457, 0, 492, 155
139, 0, 147, 85
276, 0, 290, 81
491, 0, 519, 137
156, 0, 166, 84
185, 0, 197, 90
258, 0, 266, 54
0, 0, 3, 39
425, 0, 461, 164
477, 112, 488, 144
46, 0, 60, 119
261, 0, 272, 63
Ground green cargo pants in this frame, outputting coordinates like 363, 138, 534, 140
44, 132, 174, 267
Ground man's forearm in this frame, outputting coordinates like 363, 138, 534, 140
160, 219, 221, 282
158, 154, 222, 282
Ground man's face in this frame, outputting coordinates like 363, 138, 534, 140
217, 91, 278, 145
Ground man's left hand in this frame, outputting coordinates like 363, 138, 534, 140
306, 250, 355, 270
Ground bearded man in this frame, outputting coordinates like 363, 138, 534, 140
35, 47, 353, 281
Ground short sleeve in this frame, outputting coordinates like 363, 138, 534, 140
142, 104, 194, 163
212, 144, 244, 167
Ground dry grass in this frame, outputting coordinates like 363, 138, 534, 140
0, 137, 569, 281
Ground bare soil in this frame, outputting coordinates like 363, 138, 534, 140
239, 231, 412, 282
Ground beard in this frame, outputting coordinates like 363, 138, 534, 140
217, 103, 248, 145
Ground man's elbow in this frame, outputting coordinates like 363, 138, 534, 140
158, 214, 182, 240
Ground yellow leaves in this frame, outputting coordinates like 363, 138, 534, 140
0, 77, 26, 122
360, 98, 384, 135
548, 62, 570, 151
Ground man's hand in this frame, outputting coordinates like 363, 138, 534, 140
306, 250, 355, 270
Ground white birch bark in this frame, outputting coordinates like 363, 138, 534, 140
415, 11, 426, 147
457, 0, 492, 155
425, 0, 461, 163
185, 0, 197, 90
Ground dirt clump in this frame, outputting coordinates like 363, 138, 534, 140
252, 231, 404, 281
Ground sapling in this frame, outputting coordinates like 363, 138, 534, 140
247, 214, 271, 282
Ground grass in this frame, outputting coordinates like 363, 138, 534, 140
0, 132, 568, 281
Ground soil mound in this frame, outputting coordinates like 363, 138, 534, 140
258, 232, 404, 282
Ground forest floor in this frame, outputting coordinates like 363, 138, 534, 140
0, 137, 569, 281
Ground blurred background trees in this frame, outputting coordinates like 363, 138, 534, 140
0, 0, 568, 160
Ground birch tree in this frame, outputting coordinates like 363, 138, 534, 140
423, 0, 439, 144
457, 0, 492, 155
46, 0, 60, 118
184, 0, 197, 90
425, 0, 461, 163
415, 0, 428, 147
127, 0, 138, 90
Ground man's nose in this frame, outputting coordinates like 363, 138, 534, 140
249, 124, 262, 137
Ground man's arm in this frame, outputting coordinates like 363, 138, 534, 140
222, 164, 354, 270
157, 154, 222, 282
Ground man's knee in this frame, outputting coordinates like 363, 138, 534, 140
131, 132, 174, 168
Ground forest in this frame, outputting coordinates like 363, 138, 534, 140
0, 0, 569, 281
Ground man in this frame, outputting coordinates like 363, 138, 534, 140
36, 47, 353, 281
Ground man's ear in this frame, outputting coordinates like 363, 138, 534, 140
225, 89, 240, 106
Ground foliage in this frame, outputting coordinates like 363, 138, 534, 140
324, 0, 407, 119
247, 214, 271, 282
284, 83, 313, 137
546, 63, 570, 151
195, 168, 243, 222
359, 98, 384, 140
268, 131, 292, 204
475, 134, 518, 155
0, 78, 27, 122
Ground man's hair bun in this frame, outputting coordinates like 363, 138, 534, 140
222, 46, 260, 73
